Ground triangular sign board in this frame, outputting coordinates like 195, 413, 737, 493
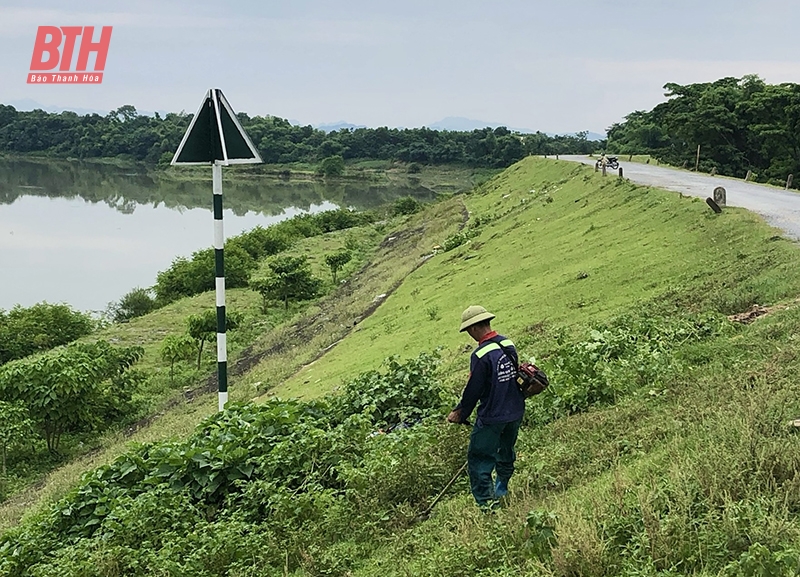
172, 89, 263, 165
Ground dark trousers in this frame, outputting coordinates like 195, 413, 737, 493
467, 418, 522, 506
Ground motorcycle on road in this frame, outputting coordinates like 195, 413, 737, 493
595, 156, 620, 170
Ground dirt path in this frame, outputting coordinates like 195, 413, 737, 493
561, 156, 800, 241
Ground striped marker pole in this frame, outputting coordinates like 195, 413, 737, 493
171, 89, 264, 412
213, 162, 228, 411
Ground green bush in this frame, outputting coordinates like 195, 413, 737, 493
154, 245, 256, 304
0, 341, 144, 452
324, 250, 352, 283
331, 351, 445, 427
0, 352, 448, 576
250, 255, 322, 310
392, 196, 422, 216
227, 226, 292, 260
109, 287, 157, 322
0, 303, 94, 365
528, 312, 733, 425
318, 155, 345, 177
442, 229, 475, 252
154, 210, 375, 303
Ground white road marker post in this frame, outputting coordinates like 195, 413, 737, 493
171, 88, 263, 411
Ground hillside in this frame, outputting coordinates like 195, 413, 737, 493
5, 157, 800, 576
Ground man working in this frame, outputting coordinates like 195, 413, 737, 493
447, 305, 524, 509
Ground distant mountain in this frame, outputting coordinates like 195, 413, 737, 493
314, 121, 367, 133
427, 116, 605, 140
6, 99, 170, 118
427, 116, 537, 133
8, 99, 107, 116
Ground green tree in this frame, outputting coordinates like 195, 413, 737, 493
324, 250, 352, 284
604, 75, 800, 182
110, 287, 157, 322
318, 155, 345, 177
392, 196, 421, 216
0, 341, 144, 451
159, 334, 196, 382
187, 311, 241, 369
248, 277, 273, 314
251, 255, 322, 310
0, 401, 32, 476
0, 303, 95, 366
155, 245, 256, 304
0, 104, 598, 167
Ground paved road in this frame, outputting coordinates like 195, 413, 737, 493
560, 155, 800, 241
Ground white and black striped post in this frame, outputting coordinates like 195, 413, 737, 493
171, 88, 263, 412
213, 162, 228, 411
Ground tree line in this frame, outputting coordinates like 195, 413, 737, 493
607, 75, 800, 186
0, 103, 597, 168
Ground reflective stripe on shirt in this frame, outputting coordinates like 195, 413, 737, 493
475, 339, 514, 358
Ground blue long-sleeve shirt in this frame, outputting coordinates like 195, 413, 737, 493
455, 332, 525, 425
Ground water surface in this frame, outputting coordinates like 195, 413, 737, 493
0, 159, 432, 311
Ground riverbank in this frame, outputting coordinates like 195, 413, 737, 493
5, 157, 800, 576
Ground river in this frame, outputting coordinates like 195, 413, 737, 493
0, 158, 433, 312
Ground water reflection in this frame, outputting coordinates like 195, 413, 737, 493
0, 158, 435, 311
0, 158, 435, 215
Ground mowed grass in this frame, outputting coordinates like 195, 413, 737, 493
291, 162, 800, 574
273, 156, 800, 398
241, 198, 467, 398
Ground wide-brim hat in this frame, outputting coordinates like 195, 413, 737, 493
459, 305, 495, 332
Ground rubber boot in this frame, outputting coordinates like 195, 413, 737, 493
495, 479, 508, 498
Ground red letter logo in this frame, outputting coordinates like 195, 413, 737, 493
28, 25, 112, 84
59, 27, 83, 71
30, 26, 62, 71
77, 26, 113, 71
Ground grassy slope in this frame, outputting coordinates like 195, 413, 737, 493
273, 157, 798, 398
257, 157, 800, 575
7, 156, 800, 574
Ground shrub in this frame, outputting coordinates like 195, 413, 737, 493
250, 255, 322, 311
0, 341, 144, 451
331, 351, 444, 427
153, 210, 374, 303
0, 352, 449, 576
187, 310, 241, 369
0, 401, 32, 476
0, 303, 95, 365
228, 226, 292, 261
393, 196, 422, 216
110, 287, 157, 322
318, 155, 345, 177
324, 250, 352, 283
442, 229, 476, 252
527, 312, 733, 425
159, 334, 196, 382
155, 245, 256, 304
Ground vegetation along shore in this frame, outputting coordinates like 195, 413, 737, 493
3, 153, 800, 575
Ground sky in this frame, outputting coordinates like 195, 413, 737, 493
1, 0, 799, 135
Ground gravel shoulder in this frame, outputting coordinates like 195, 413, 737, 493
561, 155, 800, 241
